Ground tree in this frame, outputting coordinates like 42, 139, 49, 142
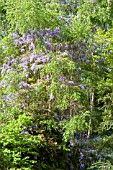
1, 0, 113, 169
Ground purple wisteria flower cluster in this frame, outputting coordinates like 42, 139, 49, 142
7, 27, 91, 67
1, 27, 91, 116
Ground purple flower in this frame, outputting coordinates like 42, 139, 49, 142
26, 34, 34, 43
30, 55, 35, 63
49, 93, 54, 101
91, 0, 97, 3
53, 27, 60, 36
30, 54, 38, 63
58, 77, 66, 83
68, 14, 72, 18
80, 164, 85, 169
61, 44, 67, 51
79, 53, 85, 57
62, 118, 66, 122
23, 33, 28, 40
37, 81, 42, 86
29, 42, 35, 51
68, 81, 74, 85
86, 59, 90, 63
74, 4, 77, 9
26, 95, 29, 99
45, 42, 53, 50
69, 165, 73, 170
2, 46, 8, 50
46, 57, 50, 62
21, 103, 26, 110
76, 58, 82, 62
38, 64, 43, 69
7, 61, 12, 66
30, 30, 35, 36
69, 51, 75, 56
54, 113, 58, 117
19, 40, 24, 45
79, 84, 85, 89
55, 44, 60, 51
77, 67, 81, 71
6, 68, 13, 73
14, 39, 19, 46
21, 56, 29, 62
80, 152, 84, 159
44, 29, 53, 38
42, 57, 50, 63
30, 63, 36, 71
18, 81, 29, 88
66, 19, 71, 25
21, 129, 29, 134
19, 63, 28, 71
12, 32, 20, 39
69, 140, 74, 147
20, 48, 25, 53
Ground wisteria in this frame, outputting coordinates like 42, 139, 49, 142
1, 0, 113, 169
0, 26, 109, 170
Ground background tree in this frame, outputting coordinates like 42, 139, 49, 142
0, 0, 113, 169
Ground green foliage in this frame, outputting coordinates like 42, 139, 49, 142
0, 0, 113, 169
3, 0, 63, 34
89, 160, 113, 170
63, 112, 89, 142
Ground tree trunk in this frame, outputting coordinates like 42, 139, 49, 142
87, 88, 94, 138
